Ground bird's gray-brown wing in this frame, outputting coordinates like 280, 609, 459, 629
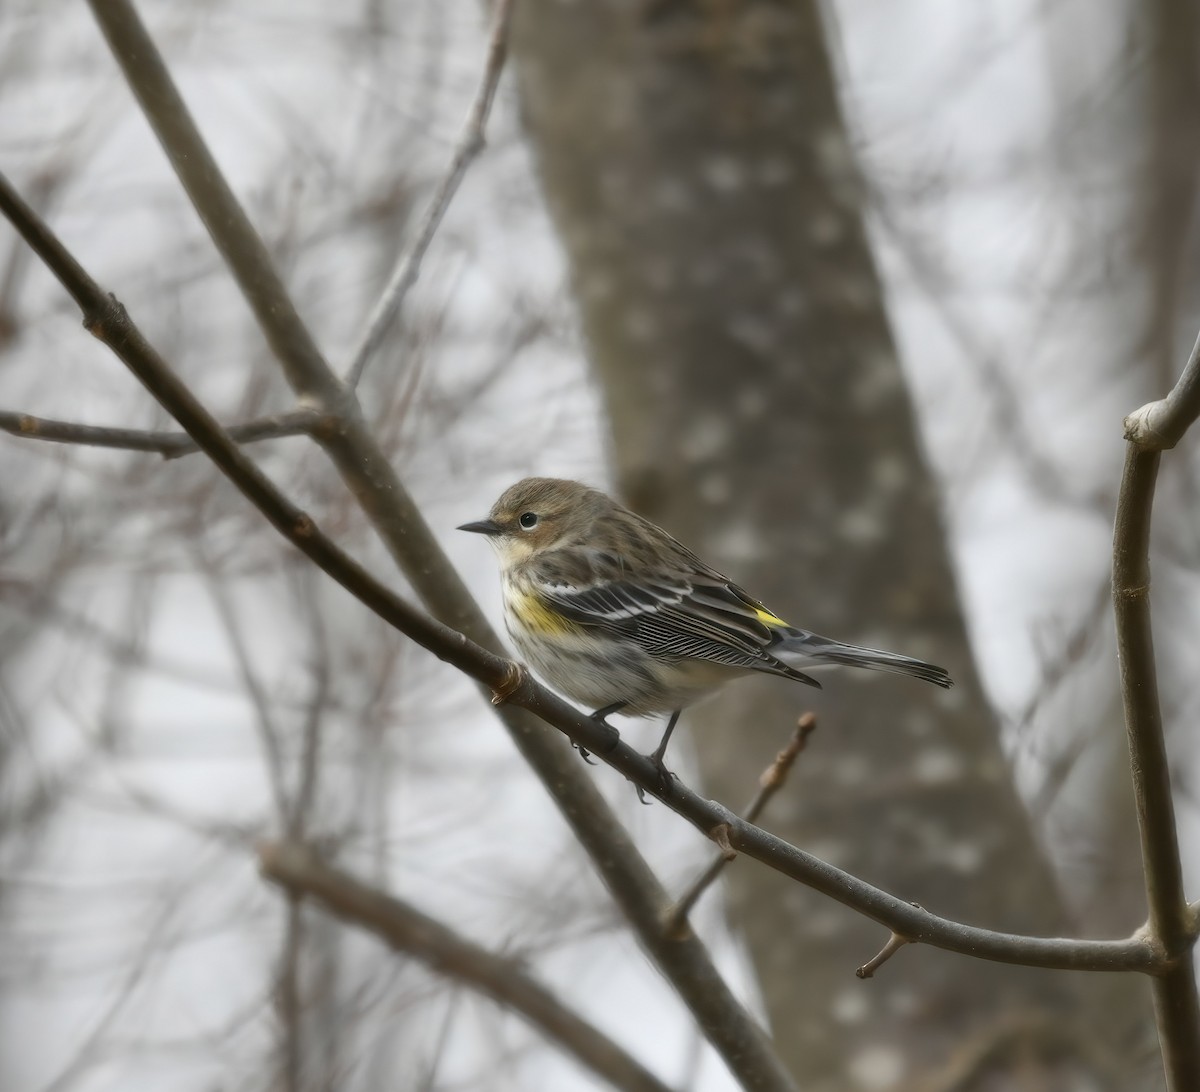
528, 548, 820, 686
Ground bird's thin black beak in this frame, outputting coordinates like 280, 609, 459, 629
457, 518, 503, 536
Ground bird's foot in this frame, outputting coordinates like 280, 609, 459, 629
633, 709, 680, 802
573, 703, 624, 763
633, 749, 674, 804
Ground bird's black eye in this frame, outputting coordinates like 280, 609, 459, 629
518, 512, 539, 530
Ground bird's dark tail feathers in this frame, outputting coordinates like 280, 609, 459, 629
777, 630, 953, 689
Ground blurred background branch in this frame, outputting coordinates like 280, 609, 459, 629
4, 2, 1200, 1090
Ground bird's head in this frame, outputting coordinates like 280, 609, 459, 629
458, 477, 601, 565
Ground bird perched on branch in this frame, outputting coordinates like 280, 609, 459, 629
460, 477, 952, 786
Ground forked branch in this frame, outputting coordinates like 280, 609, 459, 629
663, 714, 816, 936
1112, 328, 1200, 1089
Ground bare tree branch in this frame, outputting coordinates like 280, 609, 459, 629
1113, 333, 1200, 1090
260, 841, 678, 1092
343, 0, 515, 389
663, 715, 816, 937
0, 407, 324, 458
0, 166, 1172, 982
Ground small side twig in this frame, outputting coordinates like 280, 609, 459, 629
856, 931, 912, 979
198, 549, 291, 820
663, 714, 817, 936
710, 823, 736, 859
343, 0, 515, 389
0, 406, 325, 458
288, 574, 332, 841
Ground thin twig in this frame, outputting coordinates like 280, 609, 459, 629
273, 579, 332, 1092
1113, 331, 1200, 1087
276, 897, 305, 1092
343, 0, 515, 389
288, 573, 331, 841
663, 714, 817, 936
856, 931, 911, 979
260, 841, 677, 1092
0, 406, 324, 458
0, 168, 1172, 980
198, 551, 290, 821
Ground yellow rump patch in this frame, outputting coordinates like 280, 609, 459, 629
754, 606, 789, 628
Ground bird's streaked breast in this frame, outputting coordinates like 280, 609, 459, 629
506, 584, 582, 637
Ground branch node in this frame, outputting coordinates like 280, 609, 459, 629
465, 131, 486, 158
310, 413, 341, 441
490, 660, 525, 706
1123, 402, 1174, 450
82, 293, 128, 341
1187, 901, 1200, 941
660, 909, 695, 942
709, 822, 737, 860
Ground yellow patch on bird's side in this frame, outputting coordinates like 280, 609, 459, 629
511, 588, 581, 636
754, 606, 789, 628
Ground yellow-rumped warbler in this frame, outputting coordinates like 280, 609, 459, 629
460, 478, 952, 777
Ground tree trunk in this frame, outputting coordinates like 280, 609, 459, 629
511, 2, 1152, 1086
